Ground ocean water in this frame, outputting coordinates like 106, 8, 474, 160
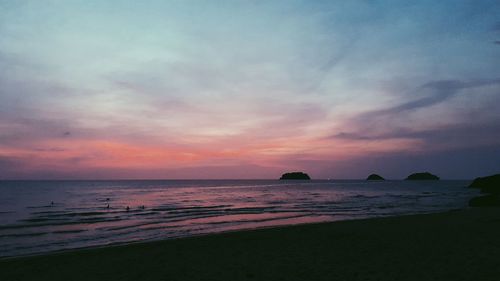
0, 180, 478, 258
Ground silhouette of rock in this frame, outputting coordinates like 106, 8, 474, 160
405, 172, 439, 180
279, 172, 311, 180
468, 174, 500, 194
366, 174, 385, 181
468, 174, 500, 207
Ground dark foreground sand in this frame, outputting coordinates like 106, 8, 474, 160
1, 208, 500, 281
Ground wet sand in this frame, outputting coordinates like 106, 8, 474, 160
1, 208, 500, 281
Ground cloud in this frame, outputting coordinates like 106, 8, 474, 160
0, 117, 73, 145
327, 78, 500, 155
361, 78, 500, 117
332, 78, 500, 137
333, 145, 500, 180
333, 122, 500, 147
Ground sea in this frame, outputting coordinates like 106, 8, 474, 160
0, 179, 478, 258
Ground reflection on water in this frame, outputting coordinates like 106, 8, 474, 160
0, 180, 477, 257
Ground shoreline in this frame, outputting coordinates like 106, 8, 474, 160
0, 208, 464, 260
2, 207, 500, 280
0, 180, 476, 260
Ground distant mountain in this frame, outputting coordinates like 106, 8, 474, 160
279, 172, 311, 180
366, 174, 385, 180
405, 172, 439, 180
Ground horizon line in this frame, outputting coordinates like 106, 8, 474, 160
0, 178, 474, 181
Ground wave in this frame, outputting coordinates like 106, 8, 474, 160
0, 179, 475, 257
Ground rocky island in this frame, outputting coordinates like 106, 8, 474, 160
279, 172, 311, 180
469, 173, 500, 193
366, 174, 385, 180
468, 173, 500, 207
405, 172, 439, 180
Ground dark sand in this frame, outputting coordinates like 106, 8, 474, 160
1, 208, 500, 281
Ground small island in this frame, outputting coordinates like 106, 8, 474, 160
405, 172, 439, 180
279, 172, 311, 180
366, 174, 385, 181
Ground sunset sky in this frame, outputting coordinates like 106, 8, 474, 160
1, 0, 499, 179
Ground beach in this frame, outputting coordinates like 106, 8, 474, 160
0, 180, 474, 257
1, 207, 499, 281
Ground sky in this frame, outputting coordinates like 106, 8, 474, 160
1, 0, 499, 179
